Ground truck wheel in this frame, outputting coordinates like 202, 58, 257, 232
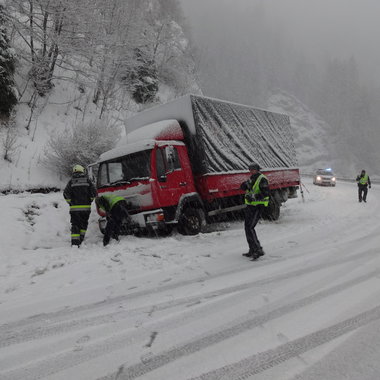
178, 207, 204, 235
262, 197, 280, 221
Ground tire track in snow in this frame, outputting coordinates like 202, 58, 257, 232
0, 248, 377, 349
189, 305, 380, 380
1, 244, 378, 350
93, 269, 380, 380
2, 204, 376, 337
2, 267, 376, 380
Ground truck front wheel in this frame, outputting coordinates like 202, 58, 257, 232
178, 207, 204, 235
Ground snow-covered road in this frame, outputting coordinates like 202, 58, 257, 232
0, 178, 379, 380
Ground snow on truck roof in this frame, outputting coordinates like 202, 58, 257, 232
120, 120, 184, 145
124, 94, 287, 135
104, 95, 298, 174
98, 140, 156, 163
98, 120, 185, 163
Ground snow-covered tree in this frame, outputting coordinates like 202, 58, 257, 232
44, 119, 121, 177
126, 48, 159, 104
7, 0, 199, 116
85, 0, 148, 113
0, 3, 17, 117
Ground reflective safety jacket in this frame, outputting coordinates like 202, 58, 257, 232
357, 173, 371, 187
243, 173, 270, 206
63, 173, 96, 212
96, 194, 126, 213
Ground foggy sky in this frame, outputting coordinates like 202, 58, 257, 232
180, 0, 380, 86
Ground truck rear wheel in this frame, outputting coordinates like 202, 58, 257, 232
178, 207, 204, 235
262, 197, 280, 221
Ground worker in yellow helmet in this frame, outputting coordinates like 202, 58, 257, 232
63, 164, 96, 246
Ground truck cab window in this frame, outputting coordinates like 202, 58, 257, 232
122, 150, 151, 181
98, 163, 108, 187
156, 149, 166, 179
108, 162, 123, 184
165, 146, 181, 172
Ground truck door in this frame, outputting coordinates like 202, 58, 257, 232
155, 145, 189, 205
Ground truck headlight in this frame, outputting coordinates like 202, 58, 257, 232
146, 213, 165, 223
332, 177, 336, 181
316, 176, 321, 181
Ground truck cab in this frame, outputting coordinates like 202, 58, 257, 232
94, 120, 201, 235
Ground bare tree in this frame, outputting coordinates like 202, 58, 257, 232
1, 112, 19, 162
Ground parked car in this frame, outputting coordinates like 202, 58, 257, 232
313, 168, 336, 186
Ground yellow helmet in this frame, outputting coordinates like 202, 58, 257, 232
73, 164, 85, 174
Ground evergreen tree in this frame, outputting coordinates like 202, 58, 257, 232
0, 3, 17, 117
129, 48, 159, 104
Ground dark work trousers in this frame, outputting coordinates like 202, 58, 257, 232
104, 202, 129, 246
244, 205, 264, 253
70, 211, 91, 246
358, 185, 368, 202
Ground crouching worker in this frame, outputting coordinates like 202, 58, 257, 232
95, 195, 130, 246
63, 164, 96, 247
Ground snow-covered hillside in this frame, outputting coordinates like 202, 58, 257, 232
0, 79, 123, 192
1, 88, 360, 193
0, 81, 188, 192
0, 178, 379, 379
268, 92, 338, 176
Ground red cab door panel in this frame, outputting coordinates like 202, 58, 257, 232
155, 145, 191, 206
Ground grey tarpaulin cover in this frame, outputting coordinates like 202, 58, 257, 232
125, 95, 298, 175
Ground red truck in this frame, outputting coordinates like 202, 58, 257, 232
93, 95, 300, 235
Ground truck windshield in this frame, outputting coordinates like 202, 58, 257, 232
97, 150, 152, 187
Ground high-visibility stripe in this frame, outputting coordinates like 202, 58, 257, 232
70, 205, 91, 210
97, 195, 125, 212
71, 182, 90, 188
80, 229, 87, 234
71, 234, 80, 238
65, 199, 71, 203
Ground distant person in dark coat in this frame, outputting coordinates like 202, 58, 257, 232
95, 194, 130, 246
63, 164, 96, 246
356, 169, 371, 203
241, 163, 270, 260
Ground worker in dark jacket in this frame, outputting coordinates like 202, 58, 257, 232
241, 163, 270, 260
356, 169, 371, 203
95, 194, 130, 246
63, 164, 96, 246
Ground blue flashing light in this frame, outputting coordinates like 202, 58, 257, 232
325, 168, 332, 171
